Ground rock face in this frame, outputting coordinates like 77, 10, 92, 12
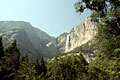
68, 17, 97, 52
47, 17, 97, 54
0, 17, 97, 59
0, 21, 54, 58
45, 33, 68, 57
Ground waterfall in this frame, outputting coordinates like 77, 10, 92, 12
66, 34, 70, 52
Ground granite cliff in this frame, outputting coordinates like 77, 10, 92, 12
0, 17, 97, 59
46, 17, 97, 55
0, 21, 54, 58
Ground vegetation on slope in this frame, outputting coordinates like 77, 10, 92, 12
0, 0, 120, 80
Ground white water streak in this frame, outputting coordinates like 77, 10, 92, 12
66, 34, 70, 51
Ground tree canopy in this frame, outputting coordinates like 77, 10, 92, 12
0, 0, 120, 80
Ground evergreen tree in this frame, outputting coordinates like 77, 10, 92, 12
35, 59, 41, 75
40, 57, 47, 75
74, 0, 120, 79
0, 40, 20, 80
0, 1, 120, 80
15, 55, 37, 80
46, 54, 88, 80
75, 0, 120, 39
5, 40, 19, 54
0, 36, 4, 59
15, 56, 47, 80
5, 40, 20, 71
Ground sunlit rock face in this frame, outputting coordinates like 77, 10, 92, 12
67, 17, 97, 52
0, 17, 97, 59
47, 17, 97, 54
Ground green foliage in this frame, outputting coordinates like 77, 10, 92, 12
69, 40, 95, 54
74, 0, 120, 80
0, 1, 120, 80
75, 0, 120, 38
14, 56, 47, 80
46, 54, 88, 80
0, 39, 20, 80
5, 40, 19, 54
0, 36, 4, 59
94, 36, 120, 58
15, 56, 37, 80
0, 38, 47, 80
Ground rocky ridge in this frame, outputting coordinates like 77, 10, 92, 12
46, 17, 97, 54
0, 21, 54, 58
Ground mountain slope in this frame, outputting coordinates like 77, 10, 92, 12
46, 17, 97, 54
0, 21, 54, 58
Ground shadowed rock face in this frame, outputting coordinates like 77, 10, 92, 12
47, 17, 97, 54
0, 21, 54, 58
45, 33, 68, 57
0, 17, 97, 59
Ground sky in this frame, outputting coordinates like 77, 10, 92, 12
0, 0, 91, 37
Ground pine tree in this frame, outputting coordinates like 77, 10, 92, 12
74, 0, 120, 79
0, 36, 4, 59
3, 40, 20, 80
46, 54, 88, 80
35, 59, 41, 75
5, 40, 19, 54
39, 57, 47, 77
15, 56, 37, 80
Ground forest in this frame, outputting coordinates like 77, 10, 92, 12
0, 0, 120, 80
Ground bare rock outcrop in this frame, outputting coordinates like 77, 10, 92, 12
47, 17, 97, 54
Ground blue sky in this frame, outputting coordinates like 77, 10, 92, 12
0, 0, 91, 37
